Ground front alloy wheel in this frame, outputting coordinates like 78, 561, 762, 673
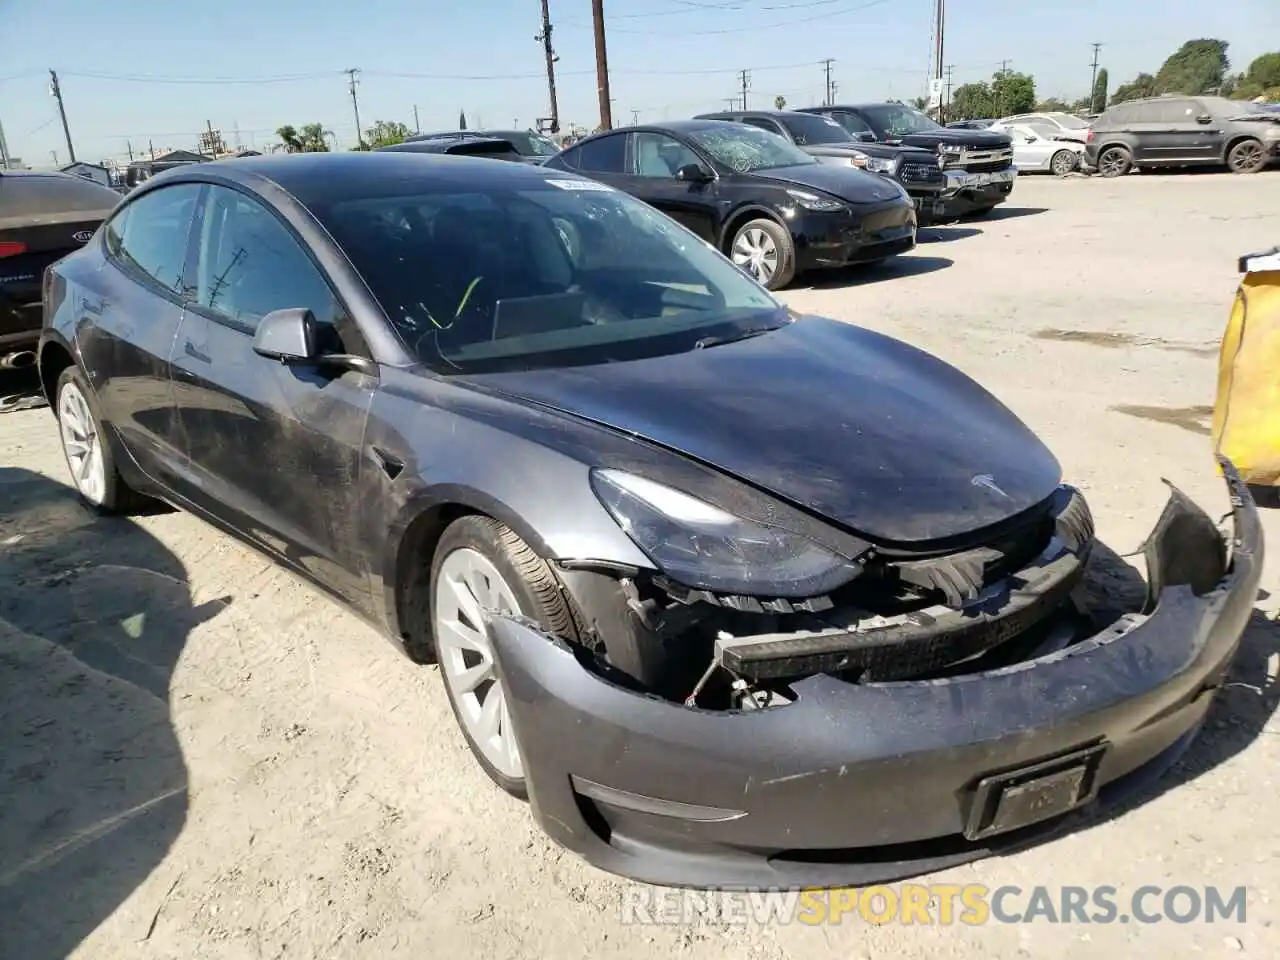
732, 226, 780, 286
1227, 139, 1266, 174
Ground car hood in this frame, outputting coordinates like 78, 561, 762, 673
893, 127, 1013, 151
751, 162, 906, 204
458, 316, 1062, 544
804, 142, 937, 163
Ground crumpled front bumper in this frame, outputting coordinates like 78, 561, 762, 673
487, 460, 1264, 889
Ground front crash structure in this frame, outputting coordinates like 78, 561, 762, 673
484, 458, 1263, 889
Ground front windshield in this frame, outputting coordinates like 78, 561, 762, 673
313, 178, 785, 373
684, 124, 817, 173
779, 113, 856, 146
861, 104, 942, 138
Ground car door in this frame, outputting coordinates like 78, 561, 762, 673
1131, 99, 1207, 163
624, 130, 720, 242
76, 182, 203, 488
169, 183, 376, 607
1007, 123, 1055, 170
561, 131, 631, 188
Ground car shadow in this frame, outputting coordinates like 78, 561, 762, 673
0, 366, 47, 414
802, 255, 953, 290
0, 467, 228, 958
970, 205, 1049, 222
918, 225, 983, 243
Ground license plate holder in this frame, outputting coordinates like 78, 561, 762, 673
964, 744, 1105, 841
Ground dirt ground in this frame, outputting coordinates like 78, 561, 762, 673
2, 171, 1279, 960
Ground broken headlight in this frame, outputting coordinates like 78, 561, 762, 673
590, 469, 859, 597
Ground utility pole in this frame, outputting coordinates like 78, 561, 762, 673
630, 109, 639, 125
345, 68, 364, 148
996, 60, 1011, 117
149, 139, 155, 160
944, 64, 954, 116
999, 59, 1011, 76
0, 119, 12, 170
48, 69, 76, 164
1089, 42, 1103, 112
126, 140, 134, 162
590, 0, 612, 130
536, 0, 561, 134
724, 97, 737, 109
413, 104, 420, 134
739, 69, 751, 110
820, 58, 835, 106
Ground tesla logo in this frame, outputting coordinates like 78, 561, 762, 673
971, 474, 1009, 498
72, 231, 94, 243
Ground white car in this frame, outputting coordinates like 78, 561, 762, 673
998, 112, 1092, 139
989, 121, 1085, 175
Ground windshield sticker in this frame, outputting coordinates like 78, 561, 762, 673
548, 178, 615, 192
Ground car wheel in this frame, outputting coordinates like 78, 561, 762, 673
1097, 146, 1132, 178
54, 365, 151, 514
1227, 139, 1266, 174
1050, 149, 1078, 177
429, 515, 577, 799
729, 218, 795, 290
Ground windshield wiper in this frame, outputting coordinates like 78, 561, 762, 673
694, 326, 778, 350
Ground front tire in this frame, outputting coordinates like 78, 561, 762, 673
1227, 138, 1266, 174
54, 366, 150, 515
1050, 149, 1078, 177
729, 218, 796, 291
429, 515, 577, 799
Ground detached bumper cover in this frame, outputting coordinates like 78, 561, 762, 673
489, 461, 1263, 889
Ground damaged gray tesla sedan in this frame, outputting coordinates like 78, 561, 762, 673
38, 152, 1263, 888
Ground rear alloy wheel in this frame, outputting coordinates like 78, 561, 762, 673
1227, 139, 1266, 175
1050, 149, 1078, 177
54, 366, 150, 514
1097, 146, 1132, 178
730, 218, 795, 290
429, 516, 578, 798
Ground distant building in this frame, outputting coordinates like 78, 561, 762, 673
60, 161, 112, 187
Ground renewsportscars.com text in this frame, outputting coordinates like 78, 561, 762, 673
621, 884, 1248, 926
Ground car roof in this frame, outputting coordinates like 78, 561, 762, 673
803, 103, 895, 112
694, 109, 823, 120
139, 152, 566, 207
0, 169, 121, 220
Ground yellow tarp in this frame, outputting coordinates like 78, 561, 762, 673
1212, 267, 1280, 486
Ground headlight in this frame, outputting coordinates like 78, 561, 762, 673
938, 143, 964, 154
784, 188, 845, 212
849, 153, 897, 174
590, 469, 858, 596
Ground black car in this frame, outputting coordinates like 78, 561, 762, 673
542, 120, 917, 290
377, 136, 527, 163
694, 109, 948, 221
1084, 96, 1280, 177
405, 129, 560, 164
798, 102, 1017, 217
36, 152, 1263, 890
1, 170, 121, 370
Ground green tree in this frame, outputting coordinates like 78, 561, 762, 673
1111, 72, 1157, 104
950, 82, 995, 120
365, 120, 411, 149
1091, 68, 1109, 113
276, 125, 303, 153
991, 71, 1036, 115
1036, 97, 1071, 112
298, 123, 332, 152
909, 95, 929, 110
1234, 52, 1280, 100
774, 95, 787, 110
1154, 39, 1230, 95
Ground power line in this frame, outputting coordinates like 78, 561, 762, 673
563, 0, 848, 22
582, 0, 894, 37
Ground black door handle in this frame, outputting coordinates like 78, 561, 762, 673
183, 340, 211, 363
79, 296, 105, 315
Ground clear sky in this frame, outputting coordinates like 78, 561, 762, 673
2, 0, 1275, 165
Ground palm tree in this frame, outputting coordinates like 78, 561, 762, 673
276, 125, 304, 153
774, 95, 787, 110
299, 124, 332, 152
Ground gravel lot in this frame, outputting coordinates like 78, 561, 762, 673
2, 171, 1279, 960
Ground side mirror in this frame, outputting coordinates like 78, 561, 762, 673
856, 131, 877, 143
675, 163, 712, 183
253, 307, 317, 363
1196, 114, 1213, 125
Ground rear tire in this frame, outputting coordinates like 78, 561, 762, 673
53, 366, 152, 515
728, 217, 796, 291
1226, 138, 1266, 174
429, 515, 577, 799
1097, 146, 1132, 178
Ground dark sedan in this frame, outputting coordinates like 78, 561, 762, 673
694, 109, 948, 219
405, 129, 560, 163
38, 153, 1262, 889
377, 136, 527, 163
542, 119, 917, 289
798, 102, 1018, 217
1, 170, 121, 369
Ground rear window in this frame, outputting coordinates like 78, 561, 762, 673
0, 174, 120, 220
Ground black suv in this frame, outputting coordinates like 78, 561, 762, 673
693, 109, 947, 219
1083, 96, 1280, 177
797, 102, 1017, 218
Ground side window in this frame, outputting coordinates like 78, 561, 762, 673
193, 186, 340, 332
831, 111, 874, 136
575, 133, 628, 173
1150, 99, 1196, 123
632, 132, 705, 177
107, 183, 201, 297
742, 117, 784, 136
